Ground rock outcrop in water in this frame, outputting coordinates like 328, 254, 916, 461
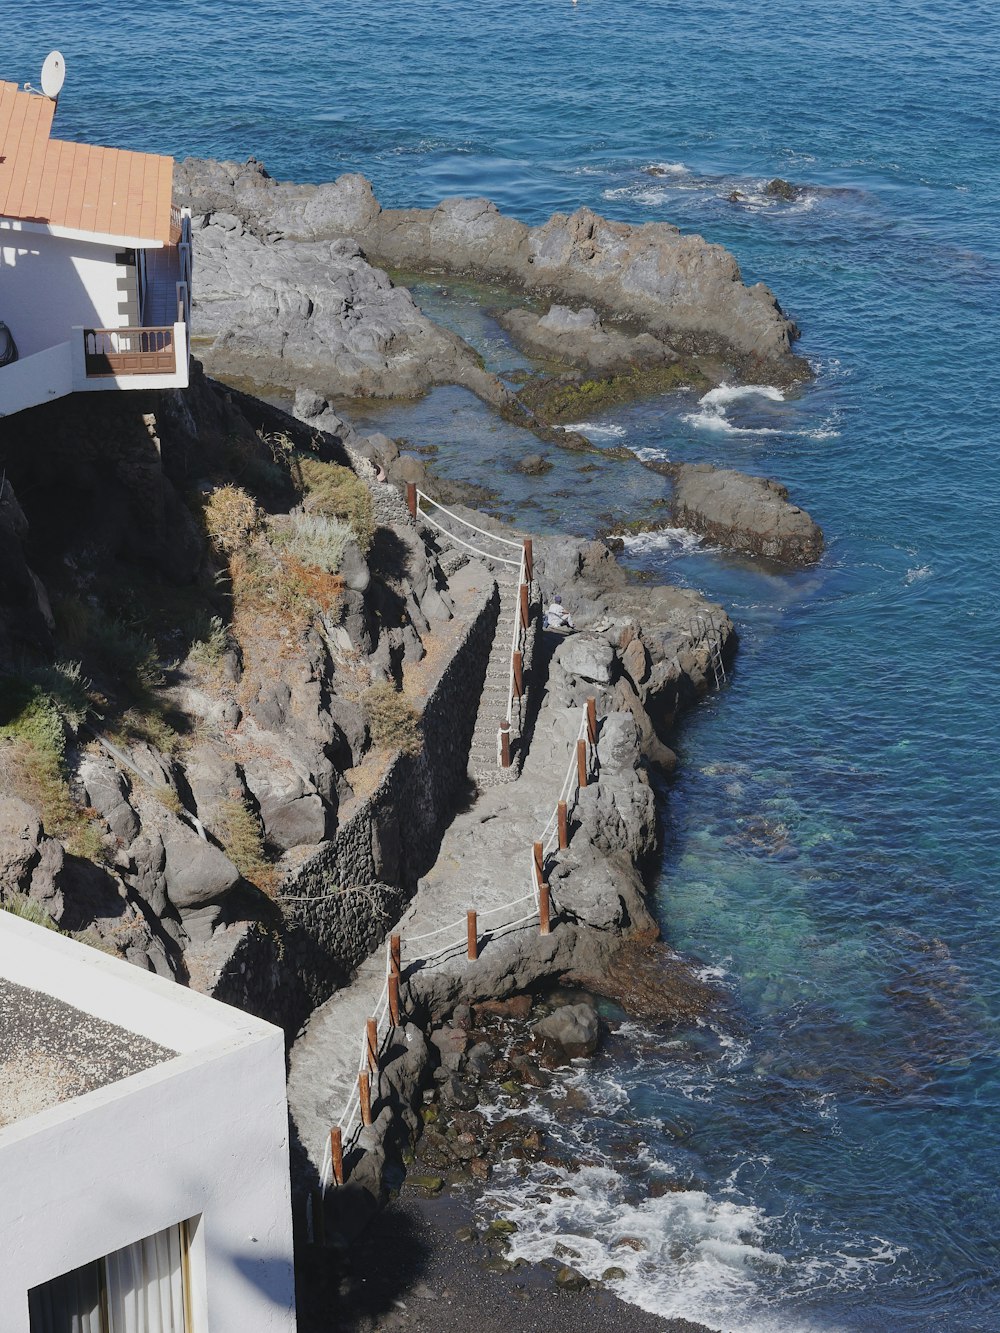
668, 461, 824, 565
174, 156, 808, 396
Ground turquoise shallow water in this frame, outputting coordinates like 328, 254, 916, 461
8, 3, 1000, 1327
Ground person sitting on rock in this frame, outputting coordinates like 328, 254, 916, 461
544, 594, 575, 631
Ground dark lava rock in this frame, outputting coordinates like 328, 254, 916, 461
669, 461, 823, 566
555, 1264, 591, 1292
439, 1073, 479, 1110
764, 177, 800, 201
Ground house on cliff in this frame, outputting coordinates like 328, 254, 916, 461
0, 911, 297, 1332
0, 70, 192, 418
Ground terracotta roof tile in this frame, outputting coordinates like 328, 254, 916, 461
0, 80, 172, 243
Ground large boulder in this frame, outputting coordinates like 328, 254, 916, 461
552, 635, 616, 686
532, 1003, 600, 1060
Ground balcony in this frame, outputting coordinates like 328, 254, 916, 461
81, 211, 193, 382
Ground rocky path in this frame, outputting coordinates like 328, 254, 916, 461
287, 693, 584, 1180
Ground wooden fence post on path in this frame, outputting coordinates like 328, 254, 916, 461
406, 483, 417, 518
520, 581, 530, 629
558, 800, 568, 850
587, 696, 597, 745
500, 720, 511, 768
533, 840, 544, 888
513, 650, 523, 698
366, 1018, 378, 1071
523, 538, 533, 582
388, 974, 400, 1027
539, 882, 551, 936
390, 934, 401, 977
467, 910, 478, 961
577, 738, 588, 789
359, 1071, 372, 1126
330, 1127, 344, 1187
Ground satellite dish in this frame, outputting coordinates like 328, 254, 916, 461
40, 51, 66, 101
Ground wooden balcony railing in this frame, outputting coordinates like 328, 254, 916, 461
83, 327, 176, 378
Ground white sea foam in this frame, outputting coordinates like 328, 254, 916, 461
616, 527, 706, 556
905, 564, 932, 584
481, 1162, 808, 1333
682, 384, 840, 440
562, 420, 628, 439
702, 384, 786, 408
645, 161, 690, 176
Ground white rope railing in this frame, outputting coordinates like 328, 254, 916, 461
319, 699, 601, 1195
412, 487, 535, 769
415, 490, 523, 549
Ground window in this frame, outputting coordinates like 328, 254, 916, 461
28, 1219, 193, 1333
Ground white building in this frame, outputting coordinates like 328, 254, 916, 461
0, 911, 297, 1332
0, 77, 192, 418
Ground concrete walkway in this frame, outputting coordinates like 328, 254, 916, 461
287, 689, 584, 1178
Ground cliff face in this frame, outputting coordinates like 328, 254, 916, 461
0, 369, 486, 1005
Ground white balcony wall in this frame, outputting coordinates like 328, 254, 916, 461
0, 228, 125, 358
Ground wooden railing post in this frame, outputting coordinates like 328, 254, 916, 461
587, 696, 597, 745
533, 840, 544, 888
523, 538, 533, 582
390, 934, 401, 977
388, 973, 400, 1027
359, 1071, 372, 1126
500, 720, 511, 768
330, 1126, 344, 1187
513, 650, 523, 699
539, 882, 551, 936
558, 800, 568, 850
366, 1018, 378, 1071
577, 738, 588, 789
467, 910, 478, 961
406, 482, 417, 519
520, 581, 530, 629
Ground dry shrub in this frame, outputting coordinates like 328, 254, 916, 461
230, 542, 344, 645
298, 458, 375, 555
204, 484, 260, 555
363, 681, 422, 757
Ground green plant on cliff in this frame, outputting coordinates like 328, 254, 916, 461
0, 675, 105, 857
283, 513, 353, 574
297, 457, 375, 555
216, 796, 278, 899
1, 890, 116, 953
362, 680, 422, 757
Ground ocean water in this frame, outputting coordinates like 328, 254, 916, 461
8, 3, 1000, 1328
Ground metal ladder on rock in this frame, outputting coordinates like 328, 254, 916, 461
688, 611, 727, 690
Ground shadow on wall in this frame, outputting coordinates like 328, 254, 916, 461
0, 234, 107, 361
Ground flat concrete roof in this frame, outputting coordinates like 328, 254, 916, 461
0, 977, 175, 1128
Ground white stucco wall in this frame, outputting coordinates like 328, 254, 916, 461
0, 228, 126, 359
0, 915, 297, 1332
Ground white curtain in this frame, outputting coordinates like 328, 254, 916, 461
104, 1225, 186, 1333
28, 1260, 103, 1333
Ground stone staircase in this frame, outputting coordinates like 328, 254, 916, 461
467, 575, 520, 787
